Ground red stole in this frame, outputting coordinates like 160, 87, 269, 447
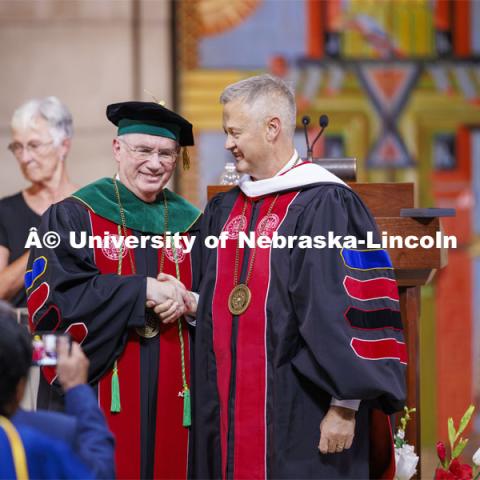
212, 191, 298, 479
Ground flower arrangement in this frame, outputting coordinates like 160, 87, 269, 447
434, 405, 479, 480
394, 407, 419, 480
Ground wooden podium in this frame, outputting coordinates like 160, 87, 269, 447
207, 181, 451, 477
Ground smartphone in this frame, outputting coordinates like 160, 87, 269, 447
31, 333, 71, 366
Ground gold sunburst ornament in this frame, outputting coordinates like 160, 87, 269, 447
195, 0, 261, 36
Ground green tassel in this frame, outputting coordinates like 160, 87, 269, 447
182, 388, 191, 427
110, 362, 121, 413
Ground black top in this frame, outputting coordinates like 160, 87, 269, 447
0, 192, 41, 306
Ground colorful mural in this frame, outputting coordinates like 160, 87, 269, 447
176, 0, 480, 454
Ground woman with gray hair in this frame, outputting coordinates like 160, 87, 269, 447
0, 96, 77, 307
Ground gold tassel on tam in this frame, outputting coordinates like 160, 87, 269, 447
144, 89, 166, 107
182, 147, 190, 170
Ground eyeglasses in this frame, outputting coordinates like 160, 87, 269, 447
7, 140, 54, 157
119, 139, 178, 164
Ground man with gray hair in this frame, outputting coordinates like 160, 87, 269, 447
191, 74, 407, 479
0, 96, 77, 307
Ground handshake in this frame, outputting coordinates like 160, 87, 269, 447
145, 273, 197, 324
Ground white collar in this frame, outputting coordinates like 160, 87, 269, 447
238, 150, 348, 198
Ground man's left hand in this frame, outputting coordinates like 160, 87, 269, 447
318, 405, 356, 454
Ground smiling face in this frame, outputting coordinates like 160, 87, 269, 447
222, 99, 272, 179
113, 133, 178, 202
10, 117, 68, 184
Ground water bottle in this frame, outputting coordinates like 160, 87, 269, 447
219, 162, 240, 185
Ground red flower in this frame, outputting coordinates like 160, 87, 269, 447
448, 459, 472, 480
437, 441, 447, 463
434, 460, 474, 480
435, 468, 455, 479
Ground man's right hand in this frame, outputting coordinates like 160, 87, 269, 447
149, 290, 197, 324
146, 275, 188, 323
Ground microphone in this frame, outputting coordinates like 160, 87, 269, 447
302, 116, 311, 160
304, 115, 328, 162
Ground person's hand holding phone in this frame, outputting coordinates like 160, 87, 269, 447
56, 338, 89, 392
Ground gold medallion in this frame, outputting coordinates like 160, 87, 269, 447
135, 324, 160, 338
135, 314, 160, 338
228, 283, 251, 315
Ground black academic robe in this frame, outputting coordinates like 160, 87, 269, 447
26, 196, 200, 480
192, 183, 407, 480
